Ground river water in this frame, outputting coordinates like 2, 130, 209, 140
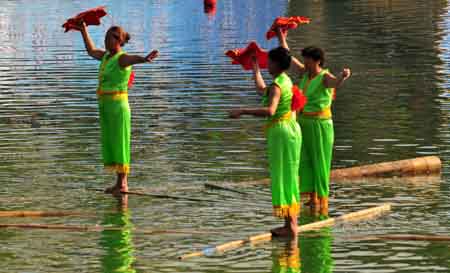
0, 0, 449, 272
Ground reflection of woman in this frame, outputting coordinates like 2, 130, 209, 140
100, 196, 136, 273
298, 214, 334, 273
229, 47, 301, 236
272, 238, 301, 273
276, 28, 351, 213
76, 22, 159, 195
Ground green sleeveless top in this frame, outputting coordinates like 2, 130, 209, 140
262, 72, 293, 121
299, 69, 333, 113
98, 51, 132, 92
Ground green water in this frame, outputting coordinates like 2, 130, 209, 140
0, 0, 449, 272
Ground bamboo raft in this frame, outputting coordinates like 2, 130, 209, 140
179, 203, 392, 260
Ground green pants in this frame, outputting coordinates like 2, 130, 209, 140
298, 116, 334, 197
267, 119, 302, 218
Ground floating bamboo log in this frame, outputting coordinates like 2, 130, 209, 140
330, 156, 441, 179
204, 183, 248, 195
0, 211, 90, 218
218, 156, 442, 188
353, 234, 450, 242
178, 203, 391, 260
0, 223, 223, 235
88, 188, 216, 203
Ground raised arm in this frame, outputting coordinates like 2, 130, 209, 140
77, 22, 105, 61
251, 56, 267, 95
276, 28, 306, 75
229, 85, 281, 119
323, 68, 351, 88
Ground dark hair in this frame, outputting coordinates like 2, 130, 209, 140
268, 46, 292, 71
108, 26, 131, 46
301, 46, 325, 67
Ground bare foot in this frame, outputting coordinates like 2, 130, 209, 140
104, 185, 119, 194
271, 226, 291, 237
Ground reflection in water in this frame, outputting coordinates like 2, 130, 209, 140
298, 213, 333, 273
100, 196, 136, 273
271, 213, 334, 273
272, 238, 301, 273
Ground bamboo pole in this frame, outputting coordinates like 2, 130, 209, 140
0, 211, 91, 218
352, 234, 450, 242
178, 203, 391, 260
330, 156, 441, 179
0, 223, 223, 235
88, 188, 216, 203
204, 183, 249, 195
219, 156, 442, 188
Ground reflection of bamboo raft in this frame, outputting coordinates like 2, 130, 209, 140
178, 204, 391, 260
331, 156, 441, 179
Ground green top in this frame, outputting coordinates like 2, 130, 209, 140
98, 51, 132, 92
299, 69, 333, 113
262, 72, 293, 121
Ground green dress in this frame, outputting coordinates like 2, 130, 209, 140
263, 73, 302, 218
97, 51, 132, 174
298, 69, 334, 198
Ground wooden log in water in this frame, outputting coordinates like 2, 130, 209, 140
353, 234, 450, 242
204, 183, 248, 195
0, 211, 90, 218
223, 156, 442, 187
0, 223, 223, 235
178, 203, 391, 260
331, 156, 441, 179
88, 188, 216, 203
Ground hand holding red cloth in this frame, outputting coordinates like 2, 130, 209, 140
225, 41, 268, 70
266, 16, 311, 40
291, 85, 307, 111
62, 6, 107, 32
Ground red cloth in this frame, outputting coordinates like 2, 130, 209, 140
291, 85, 307, 111
204, 0, 217, 15
62, 6, 107, 32
266, 16, 311, 40
225, 42, 268, 70
128, 71, 135, 89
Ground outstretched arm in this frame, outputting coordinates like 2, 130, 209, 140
118, 50, 159, 68
323, 68, 351, 88
77, 22, 105, 61
228, 85, 281, 118
276, 28, 306, 75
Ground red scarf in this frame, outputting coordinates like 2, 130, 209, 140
62, 6, 107, 32
266, 16, 311, 40
225, 42, 268, 70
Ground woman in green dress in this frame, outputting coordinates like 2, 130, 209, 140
229, 47, 302, 236
276, 28, 351, 214
76, 22, 159, 195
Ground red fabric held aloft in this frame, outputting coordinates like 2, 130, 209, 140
291, 85, 307, 112
225, 41, 268, 70
62, 6, 107, 32
204, 0, 217, 14
266, 16, 311, 40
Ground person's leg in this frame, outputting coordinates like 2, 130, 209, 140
119, 173, 128, 192
288, 215, 298, 237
